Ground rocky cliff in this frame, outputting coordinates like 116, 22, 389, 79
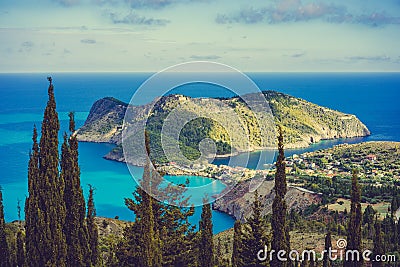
77, 97, 127, 143
213, 180, 322, 222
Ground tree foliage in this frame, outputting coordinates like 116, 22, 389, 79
199, 202, 213, 267
62, 112, 90, 266
25, 80, 67, 266
242, 191, 269, 267
232, 221, 245, 267
271, 126, 290, 267
343, 169, 362, 267
117, 131, 196, 266
87, 185, 100, 266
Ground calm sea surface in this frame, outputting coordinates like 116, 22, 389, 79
0, 72, 399, 233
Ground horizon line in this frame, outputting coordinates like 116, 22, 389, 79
1, 70, 400, 74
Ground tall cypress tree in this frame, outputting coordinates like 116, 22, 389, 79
199, 202, 213, 267
24, 126, 41, 266
232, 221, 245, 267
271, 126, 290, 267
344, 169, 362, 267
242, 190, 268, 266
390, 196, 399, 218
16, 231, 25, 267
322, 231, 332, 267
87, 185, 99, 266
39, 77, 67, 266
141, 166, 159, 267
62, 112, 90, 267
0, 187, 10, 267
372, 220, 383, 267
25, 78, 67, 266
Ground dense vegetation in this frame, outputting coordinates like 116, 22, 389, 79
0, 79, 100, 267
285, 142, 400, 205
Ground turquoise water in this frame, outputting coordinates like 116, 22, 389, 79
0, 72, 399, 233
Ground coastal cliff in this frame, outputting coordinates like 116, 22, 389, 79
76, 91, 370, 165
77, 97, 127, 143
213, 179, 322, 222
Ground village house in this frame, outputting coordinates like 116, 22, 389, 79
365, 154, 377, 162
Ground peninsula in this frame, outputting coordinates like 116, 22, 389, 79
76, 91, 370, 166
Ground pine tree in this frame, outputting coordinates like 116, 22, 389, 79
25, 78, 67, 266
343, 169, 362, 267
16, 231, 25, 267
372, 220, 383, 267
87, 185, 99, 266
118, 155, 162, 266
242, 190, 268, 266
199, 202, 213, 267
322, 231, 332, 267
62, 112, 90, 267
232, 221, 245, 267
271, 126, 290, 267
0, 187, 10, 267
117, 131, 197, 266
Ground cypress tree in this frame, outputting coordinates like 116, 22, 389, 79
0, 187, 10, 267
24, 126, 41, 266
16, 231, 25, 267
39, 77, 67, 266
62, 112, 90, 267
141, 170, 159, 267
322, 231, 332, 267
344, 169, 362, 267
372, 220, 383, 267
215, 237, 223, 266
87, 185, 99, 266
25, 78, 67, 266
271, 126, 290, 267
242, 190, 268, 266
232, 220, 245, 267
198, 202, 213, 267
390, 196, 399, 218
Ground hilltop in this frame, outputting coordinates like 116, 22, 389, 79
76, 91, 370, 166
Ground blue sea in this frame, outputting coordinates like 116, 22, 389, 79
0, 72, 399, 233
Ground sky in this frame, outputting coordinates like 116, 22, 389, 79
0, 0, 400, 72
